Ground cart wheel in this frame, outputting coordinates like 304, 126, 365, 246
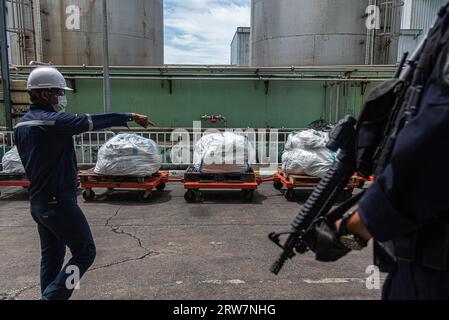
285, 189, 295, 201
83, 189, 95, 202
273, 181, 283, 190
242, 190, 254, 202
156, 183, 166, 191
184, 190, 196, 203
139, 190, 153, 203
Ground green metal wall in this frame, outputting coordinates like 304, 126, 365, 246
1, 66, 393, 129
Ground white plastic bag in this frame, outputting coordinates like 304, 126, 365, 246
193, 132, 255, 173
282, 148, 335, 178
282, 149, 313, 175
94, 134, 162, 176
2, 147, 25, 174
284, 130, 328, 151
282, 130, 335, 179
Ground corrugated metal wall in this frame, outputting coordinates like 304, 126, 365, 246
231, 27, 250, 66
398, 0, 446, 58
410, 0, 446, 30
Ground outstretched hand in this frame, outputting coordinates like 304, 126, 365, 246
132, 113, 155, 128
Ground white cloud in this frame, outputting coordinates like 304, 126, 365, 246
165, 0, 251, 65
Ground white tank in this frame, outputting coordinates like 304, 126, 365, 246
251, 0, 401, 66
37, 0, 164, 66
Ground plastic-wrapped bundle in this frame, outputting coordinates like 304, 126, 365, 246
193, 132, 255, 173
282, 148, 335, 178
282, 130, 335, 179
94, 134, 162, 177
284, 130, 328, 151
1, 147, 25, 174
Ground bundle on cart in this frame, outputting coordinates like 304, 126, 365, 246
281, 130, 335, 179
184, 132, 257, 203
94, 134, 162, 177
1, 147, 25, 174
193, 132, 256, 173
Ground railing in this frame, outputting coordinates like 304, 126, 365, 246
73, 131, 116, 166
0, 131, 15, 158
1, 129, 300, 168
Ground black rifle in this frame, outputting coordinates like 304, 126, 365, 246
268, 2, 449, 274
269, 116, 358, 274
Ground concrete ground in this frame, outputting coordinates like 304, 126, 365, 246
0, 184, 385, 300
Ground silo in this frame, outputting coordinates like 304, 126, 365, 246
38, 0, 164, 66
250, 0, 401, 66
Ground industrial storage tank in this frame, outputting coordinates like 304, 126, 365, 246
250, 0, 401, 66
37, 0, 163, 66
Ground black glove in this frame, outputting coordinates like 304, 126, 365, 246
307, 218, 351, 262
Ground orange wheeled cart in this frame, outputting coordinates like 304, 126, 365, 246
273, 168, 367, 201
183, 166, 262, 203
0, 173, 30, 196
78, 170, 169, 203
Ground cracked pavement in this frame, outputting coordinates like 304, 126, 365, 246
0, 185, 384, 300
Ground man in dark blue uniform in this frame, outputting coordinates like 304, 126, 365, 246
14, 66, 151, 300
334, 46, 449, 299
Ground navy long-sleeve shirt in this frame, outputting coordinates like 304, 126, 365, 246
359, 67, 449, 242
14, 104, 134, 205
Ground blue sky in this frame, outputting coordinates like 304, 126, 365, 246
164, 0, 251, 65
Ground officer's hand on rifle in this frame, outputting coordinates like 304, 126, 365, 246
335, 211, 372, 243
309, 211, 372, 263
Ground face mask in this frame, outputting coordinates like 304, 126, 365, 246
53, 95, 67, 113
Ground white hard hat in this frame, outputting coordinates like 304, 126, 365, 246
27, 66, 73, 91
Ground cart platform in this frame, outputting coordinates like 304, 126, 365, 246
78, 169, 169, 202
183, 166, 259, 203
0, 173, 30, 194
273, 169, 366, 201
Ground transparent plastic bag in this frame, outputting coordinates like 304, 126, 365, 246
94, 134, 162, 176
193, 132, 255, 173
1, 147, 25, 174
284, 129, 329, 151
282, 130, 335, 179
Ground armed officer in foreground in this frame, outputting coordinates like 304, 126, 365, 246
15, 66, 151, 300
269, 2, 449, 300
337, 24, 449, 299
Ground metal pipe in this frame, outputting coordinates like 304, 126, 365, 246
335, 82, 341, 122
30, 0, 37, 61
328, 83, 334, 123
7, 64, 399, 73
365, 0, 372, 65
102, 0, 110, 113
8, 75, 390, 82
32, 0, 42, 62
1, 0, 13, 130
18, 0, 25, 64
200, 114, 228, 128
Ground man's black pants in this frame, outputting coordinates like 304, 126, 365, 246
31, 202, 96, 300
